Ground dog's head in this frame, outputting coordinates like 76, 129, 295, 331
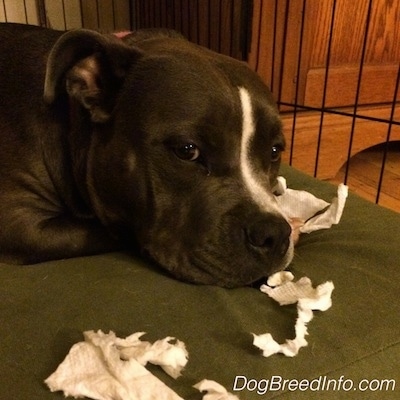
44, 29, 293, 287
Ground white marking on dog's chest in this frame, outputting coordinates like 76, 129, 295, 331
239, 87, 282, 215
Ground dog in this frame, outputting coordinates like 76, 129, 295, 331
0, 23, 293, 287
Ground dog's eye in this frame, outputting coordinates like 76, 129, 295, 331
174, 143, 200, 161
271, 146, 282, 162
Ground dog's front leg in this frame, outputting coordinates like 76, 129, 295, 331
0, 211, 121, 264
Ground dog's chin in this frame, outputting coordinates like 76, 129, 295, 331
145, 239, 295, 288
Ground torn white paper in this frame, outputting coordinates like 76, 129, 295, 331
267, 270, 294, 287
114, 332, 188, 379
253, 272, 334, 357
194, 380, 240, 400
45, 330, 187, 400
274, 177, 348, 234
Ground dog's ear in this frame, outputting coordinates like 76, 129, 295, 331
44, 29, 142, 123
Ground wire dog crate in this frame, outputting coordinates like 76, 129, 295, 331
248, 0, 400, 212
1, 0, 399, 211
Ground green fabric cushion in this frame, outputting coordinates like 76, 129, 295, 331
1, 165, 399, 399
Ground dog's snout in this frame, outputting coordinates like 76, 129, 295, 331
245, 215, 291, 255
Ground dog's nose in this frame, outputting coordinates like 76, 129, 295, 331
245, 215, 291, 256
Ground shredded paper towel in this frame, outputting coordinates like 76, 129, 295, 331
249, 176, 344, 357
46, 180, 346, 399
253, 272, 334, 357
274, 177, 348, 234
45, 330, 237, 400
45, 330, 188, 400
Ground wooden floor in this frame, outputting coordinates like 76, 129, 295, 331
328, 142, 400, 213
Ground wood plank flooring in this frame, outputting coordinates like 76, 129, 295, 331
328, 142, 400, 213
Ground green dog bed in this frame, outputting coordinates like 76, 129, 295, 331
1, 165, 399, 399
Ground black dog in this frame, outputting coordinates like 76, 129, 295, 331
0, 23, 293, 287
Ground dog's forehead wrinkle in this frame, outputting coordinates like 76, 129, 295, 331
137, 50, 227, 90
134, 81, 237, 134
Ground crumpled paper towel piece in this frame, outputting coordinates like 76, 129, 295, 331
194, 380, 240, 400
274, 177, 348, 233
115, 332, 188, 379
45, 330, 188, 400
253, 271, 334, 357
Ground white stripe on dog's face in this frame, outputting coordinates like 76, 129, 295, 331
239, 87, 283, 216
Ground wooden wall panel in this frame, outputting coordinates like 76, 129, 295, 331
305, 64, 400, 107
0, 0, 38, 24
249, 0, 400, 108
80, 0, 131, 31
248, 0, 318, 106
80, 0, 98, 30
98, 0, 116, 31
113, 0, 131, 30
310, 0, 400, 66
132, 0, 247, 60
